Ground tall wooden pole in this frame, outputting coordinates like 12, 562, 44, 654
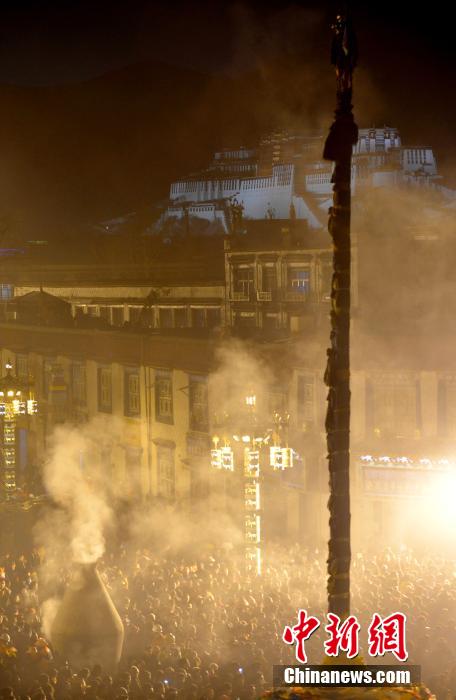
323, 12, 358, 618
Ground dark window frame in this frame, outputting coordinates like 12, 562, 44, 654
155, 370, 174, 424
189, 375, 209, 433
98, 366, 112, 413
124, 367, 141, 417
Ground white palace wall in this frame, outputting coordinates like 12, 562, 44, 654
170, 164, 295, 220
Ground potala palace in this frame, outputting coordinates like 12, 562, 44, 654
162, 127, 447, 233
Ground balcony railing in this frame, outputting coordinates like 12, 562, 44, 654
231, 291, 250, 301
284, 291, 309, 302
230, 289, 315, 303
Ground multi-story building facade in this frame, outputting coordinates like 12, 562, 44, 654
2, 310, 456, 550
1, 126, 455, 550
224, 223, 336, 333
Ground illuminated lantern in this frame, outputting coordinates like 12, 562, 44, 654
244, 480, 260, 510
245, 546, 261, 576
244, 449, 260, 476
245, 513, 261, 544
210, 446, 234, 471
244, 444, 261, 575
211, 398, 295, 578
270, 446, 294, 470
0, 362, 38, 498
27, 400, 38, 415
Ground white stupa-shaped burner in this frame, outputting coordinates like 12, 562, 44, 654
50, 562, 124, 670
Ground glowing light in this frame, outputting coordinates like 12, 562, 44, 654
11, 399, 26, 415
245, 394, 256, 407
26, 399, 38, 415
244, 449, 259, 476
245, 545, 261, 576
270, 446, 294, 470
245, 513, 261, 543
429, 471, 456, 526
360, 455, 456, 470
241, 435, 251, 443
0, 371, 38, 497
244, 480, 260, 509
3, 414, 16, 492
244, 445, 261, 575
210, 446, 234, 471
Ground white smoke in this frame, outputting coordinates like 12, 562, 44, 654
40, 415, 122, 564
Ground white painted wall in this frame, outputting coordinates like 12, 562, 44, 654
170, 165, 295, 220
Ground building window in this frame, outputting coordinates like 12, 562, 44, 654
263, 313, 279, 330
124, 368, 140, 417
268, 387, 288, 422
157, 446, 175, 500
233, 265, 254, 297
262, 265, 277, 291
438, 375, 456, 438
234, 312, 256, 328
297, 375, 315, 426
44, 362, 67, 416
369, 373, 419, 439
42, 357, 56, 398
159, 308, 173, 328
129, 306, 142, 324
72, 362, 87, 406
187, 435, 210, 502
125, 447, 142, 495
98, 367, 112, 413
191, 308, 206, 328
16, 354, 28, 379
111, 307, 124, 326
175, 307, 188, 328
206, 308, 221, 328
320, 263, 332, 301
0, 284, 13, 300
141, 307, 155, 328
155, 370, 173, 423
288, 267, 310, 294
189, 376, 209, 432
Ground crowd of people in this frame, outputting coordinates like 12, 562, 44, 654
0, 543, 453, 699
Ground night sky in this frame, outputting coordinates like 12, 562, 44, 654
0, 0, 454, 238
0, 1, 454, 84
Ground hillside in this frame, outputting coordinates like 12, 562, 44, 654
0, 53, 454, 243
